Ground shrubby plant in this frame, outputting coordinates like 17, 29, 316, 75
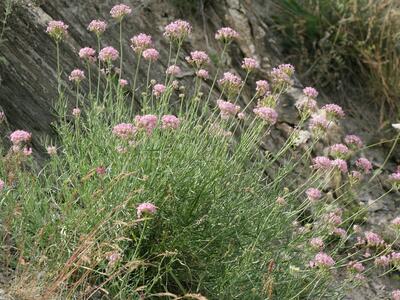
1, 3, 400, 299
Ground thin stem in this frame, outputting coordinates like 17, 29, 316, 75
56, 41, 61, 95
131, 53, 142, 112
205, 43, 228, 105
146, 61, 151, 94
96, 36, 101, 102
87, 61, 92, 96
119, 21, 123, 80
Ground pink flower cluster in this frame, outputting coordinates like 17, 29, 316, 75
99, 47, 119, 62
186, 51, 210, 68
79, 47, 96, 62
153, 84, 166, 97
329, 143, 349, 158
355, 158, 372, 174
306, 188, 322, 202
215, 27, 239, 42
10, 130, 31, 145
166, 65, 181, 76
344, 134, 363, 149
253, 107, 278, 125
309, 114, 329, 133
389, 172, 400, 187
46, 20, 68, 40
347, 261, 365, 273
322, 104, 345, 119
142, 48, 159, 61
87, 20, 107, 35
131, 33, 152, 53
303, 87, 318, 98
365, 231, 384, 247
241, 57, 259, 72
112, 123, 137, 139
218, 72, 242, 94
72, 108, 81, 117
164, 20, 192, 41
310, 252, 335, 268
110, 4, 132, 20
393, 290, 400, 300
69, 69, 85, 83
217, 99, 240, 119
135, 115, 158, 134
119, 79, 128, 87
325, 212, 342, 226
47, 146, 57, 156
332, 159, 348, 173
310, 237, 324, 250
196, 69, 209, 80
162, 115, 180, 130
392, 217, 400, 228
295, 98, 317, 113
270, 64, 295, 85
312, 156, 332, 170
255, 80, 270, 97
137, 202, 157, 218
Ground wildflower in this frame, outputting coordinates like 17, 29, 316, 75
349, 171, 363, 183
47, 146, 57, 156
303, 87, 318, 98
46, 20, 68, 41
87, 20, 107, 35
196, 69, 209, 80
347, 261, 365, 273
306, 188, 321, 202
110, 4, 132, 20
255, 80, 270, 97
310, 237, 324, 250
116, 146, 127, 153
322, 104, 345, 120
392, 124, 400, 131
215, 27, 239, 43
187, 51, 210, 68
69, 69, 85, 83
10, 130, 31, 145
391, 217, 400, 229
72, 108, 81, 117
332, 228, 346, 238
253, 107, 278, 125
293, 130, 311, 146
164, 19, 192, 41
99, 47, 119, 62
237, 112, 245, 120
241, 57, 259, 72
329, 144, 349, 158
365, 231, 384, 247
310, 252, 335, 268
153, 84, 166, 97
344, 134, 363, 149
312, 156, 332, 170
332, 159, 348, 173
112, 123, 136, 139
391, 252, 400, 265
135, 115, 158, 134
142, 48, 159, 61
309, 114, 329, 133
355, 158, 372, 174
162, 115, 180, 130
107, 251, 121, 266
79, 47, 96, 62
96, 166, 106, 176
295, 98, 317, 114
276, 196, 286, 206
375, 255, 390, 267
0, 179, 4, 191
172, 80, 179, 89
137, 202, 157, 218
270, 64, 294, 85
392, 290, 400, 300
218, 72, 242, 95
23, 147, 32, 157
217, 99, 240, 119
388, 172, 400, 188
325, 212, 342, 226
119, 79, 128, 87
130, 33, 152, 55
166, 65, 181, 76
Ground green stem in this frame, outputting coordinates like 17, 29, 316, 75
87, 61, 92, 96
119, 21, 123, 80
96, 36, 101, 102
131, 53, 142, 112
56, 41, 61, 95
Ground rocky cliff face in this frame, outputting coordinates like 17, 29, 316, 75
0, 1, 399, 299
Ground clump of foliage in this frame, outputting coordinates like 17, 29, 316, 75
272, 0, 400, 120
1, 3, 400, 299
